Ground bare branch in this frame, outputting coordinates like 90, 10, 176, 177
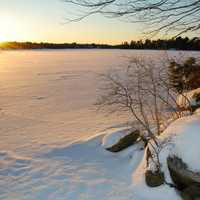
63, 0, 200, 36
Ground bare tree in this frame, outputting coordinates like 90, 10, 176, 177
97, 57, 185, 136
63, 0, 200, 37
96, 57, 191, 171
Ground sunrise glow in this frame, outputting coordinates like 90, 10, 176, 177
0, 1, 142, 44
0, 14, 21, 42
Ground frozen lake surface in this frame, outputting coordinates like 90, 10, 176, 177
0, 49, 199, 199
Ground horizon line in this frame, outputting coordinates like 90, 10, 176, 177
0, 36, 199, 46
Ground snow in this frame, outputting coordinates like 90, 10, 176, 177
102, 127, 134, 149
131, 111, 200, 200
131, 142, 181, 200
177, 87, 200, 108
160, 112, 200, 172
0, 49, 199, 199
0, 132, 144, 200
195, 107, 200, 114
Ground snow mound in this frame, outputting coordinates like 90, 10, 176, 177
161, 113, 200, 172
132, 148, 181, 200
131, 112, 200, 199
177, 88, 200, 109
102, 127, 137, 149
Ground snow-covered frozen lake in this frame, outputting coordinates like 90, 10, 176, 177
0, 49, 199, 199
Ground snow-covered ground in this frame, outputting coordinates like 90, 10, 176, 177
0, 49, 199, 199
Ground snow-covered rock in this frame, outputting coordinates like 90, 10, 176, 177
160, 113, 200, 199
177, 88, 200, 111
132, 112, 200, 199
102, 128, 140, 152
161, 113, 200, 172
167, 155, 200, 186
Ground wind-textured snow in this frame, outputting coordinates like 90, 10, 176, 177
0, 132, 144, 200
0, 49, 199, 199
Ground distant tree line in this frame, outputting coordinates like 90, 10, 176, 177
0, 37, 200, 50
119, 37, 200, 50
0, 42, 113, 50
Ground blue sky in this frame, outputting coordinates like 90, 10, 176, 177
0, 0, 144, 44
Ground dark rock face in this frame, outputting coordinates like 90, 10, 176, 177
106, 130, 140, 153
181, 185, 200, 200
145, 170, 165, 187
167, 156, 200, 199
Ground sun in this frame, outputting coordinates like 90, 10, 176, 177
0, 14, 20, 42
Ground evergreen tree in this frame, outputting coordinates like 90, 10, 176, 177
169, 57, 200, 92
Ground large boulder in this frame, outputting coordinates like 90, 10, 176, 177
102, 128, 140, 152
167, 156, 200, 199
181, 185, 200, 200
167, 156, 200, 189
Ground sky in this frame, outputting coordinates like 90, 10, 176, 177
0, 0, 145, 44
